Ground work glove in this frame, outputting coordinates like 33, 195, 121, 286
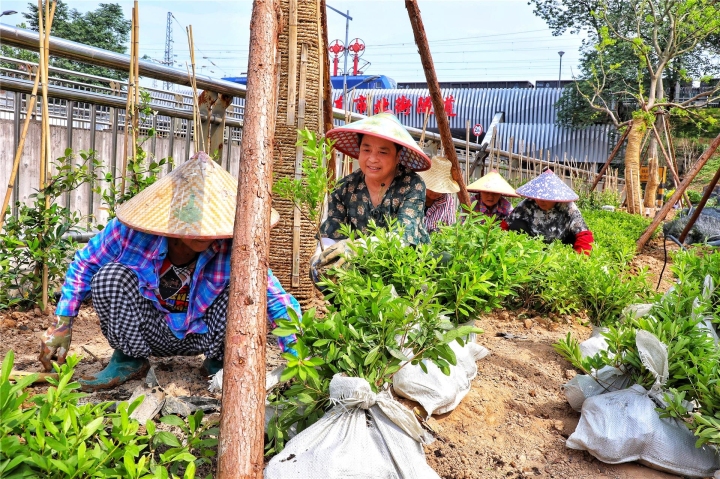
39, 315, 74, 372
310, 238, 357, 284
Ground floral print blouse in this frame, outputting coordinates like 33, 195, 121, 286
505, 199, 588, 245
320, 165, 430, 245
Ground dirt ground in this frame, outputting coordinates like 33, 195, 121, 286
0, 241, 694, 479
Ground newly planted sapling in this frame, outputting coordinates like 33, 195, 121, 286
272, 129, 337, 249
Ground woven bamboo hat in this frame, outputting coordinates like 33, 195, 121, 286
326, 112, 431, 171
417, 156, 460, 194
466, 171, 519, 197
117, 151, 280, 239
515, 169, 579, 202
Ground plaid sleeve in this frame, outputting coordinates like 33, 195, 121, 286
55, 218, 124, 317
266, 269, 300, 354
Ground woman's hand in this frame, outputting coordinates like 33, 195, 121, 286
39, 315, 74, 371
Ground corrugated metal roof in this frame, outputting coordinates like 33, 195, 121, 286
332, 88, 615, 163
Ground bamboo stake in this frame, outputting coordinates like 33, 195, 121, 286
285, 0, 298, 125
120, 7, 135, 195
405, 0, 470, 206
419, 106, 431, 146
132, 3, 139, 166
186, 26, 203, 153
217, 0, 279, 474
291, 44, 308, 288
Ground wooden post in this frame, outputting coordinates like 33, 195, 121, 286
217, 0, 279, 476
637, 131, 720, 252
590, 128, 630, 192
285, 0, 298, 125
405, 0, 470, 206
465, 120, 470, 185
291, 44, 308, 288
678, 163, 720, 244
319, 0, 335, 177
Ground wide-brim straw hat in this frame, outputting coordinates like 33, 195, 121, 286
417, 156, 460, 194
326, 112, 431, 171
466, 171, 519, 197
117, 151, 280, 239
515, 169, 579, 202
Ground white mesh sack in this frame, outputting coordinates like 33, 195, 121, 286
392, 338, 489, 417
264, 375, 440, 479
567, 330, 720, 477
562, 365, 631, 412
579, 326, 610, 359
566, 384, 720, 478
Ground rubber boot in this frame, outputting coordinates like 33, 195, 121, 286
78, 349, 150, 392
200, 357, 223, 376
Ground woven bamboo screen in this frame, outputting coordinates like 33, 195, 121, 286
270, 0, 324, 307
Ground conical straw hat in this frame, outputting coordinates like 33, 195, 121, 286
117, 151, 280, 239
515, 169, 579, 202
326, 112, 431, 171
466, 171, 519, 197
417, 156, 460, 194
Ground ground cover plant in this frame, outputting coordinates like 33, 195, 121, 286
0, 352, 217, 478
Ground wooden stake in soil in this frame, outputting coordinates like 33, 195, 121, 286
636, 131, 720, 252
651, 124, 691, 208
217, 0, 279, 476
405, 0, 471, 206
678, 162, 720, 244
291, 44, 309, 288
120, 6, 135, 195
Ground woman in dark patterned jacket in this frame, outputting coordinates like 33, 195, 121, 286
310, 112, 432, 281
502, 169, 594, 254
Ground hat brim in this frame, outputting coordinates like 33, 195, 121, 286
326, 129, 431, 172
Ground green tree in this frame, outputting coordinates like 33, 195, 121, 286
530, 0, 720, 214
1, 1, 130, 81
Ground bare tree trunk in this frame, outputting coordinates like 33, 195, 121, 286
624, 117, 644, 214
405, 0, 471, 207
217, 0, 279, 477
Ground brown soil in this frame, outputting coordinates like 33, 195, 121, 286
0, 248, 695, 479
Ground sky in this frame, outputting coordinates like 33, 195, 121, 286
0, 0, 587, 85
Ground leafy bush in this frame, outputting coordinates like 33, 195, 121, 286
265, 224, 483, 455
0, 351, 218, 478
521, 243, 652, 325
583, 209, 655, 266
0, 150, 98, 310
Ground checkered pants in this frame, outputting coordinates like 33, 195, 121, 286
91, 262, 228, 360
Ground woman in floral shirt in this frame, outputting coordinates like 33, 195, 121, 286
320, 112, 431, 245
502, 169, 594, 254
310, 112, 432, 283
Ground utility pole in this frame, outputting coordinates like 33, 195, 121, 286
326, 4, 351, 112
164, 12, 173, 90
216, 0, 279, 476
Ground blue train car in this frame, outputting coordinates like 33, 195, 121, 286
223, 74, 396, 90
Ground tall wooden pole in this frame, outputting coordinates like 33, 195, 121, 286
678, 163, 720, 244
319, 0, 336, 178
217, 0, 279, 477
636, 130, 720, 252
405, 0, 471, 206
589, 127, 630, 192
